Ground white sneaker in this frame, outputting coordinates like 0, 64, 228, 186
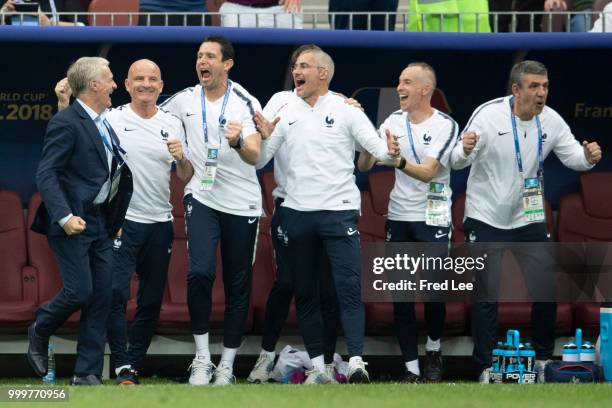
325, 363, 338, 384
535, 359, 550, 384
478, 367, 491, 384
213, 364, 236, 385
188, 357, 215, 385
247, 353, 275, 383
304, 369, 331, 385
347, 359, 370, 384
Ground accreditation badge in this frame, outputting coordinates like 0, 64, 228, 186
425, 182, 450, 227
522, 177, 545, 222
200, 144, 219, 191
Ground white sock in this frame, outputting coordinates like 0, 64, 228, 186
405, 359, 420, 376
220, 347, 238, 368
115, 364, 131, 376
311, 355, 325, 374
194, 333, 210, 361
426, 336, 441, 352
261, 349, 276, 359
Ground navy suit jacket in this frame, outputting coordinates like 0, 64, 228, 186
32, 101, 132, 237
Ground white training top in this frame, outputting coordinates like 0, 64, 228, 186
258, 90, 295, 200
258, 91, 392, 212
161, 82, 263, 217
450, 95, 594, 230
106, 104, 186, 224
380, 109, 458, 222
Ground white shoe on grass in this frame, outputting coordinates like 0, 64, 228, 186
535, 359, 551, 384
325, 363, 338, 384
247, 352, 275, 383
213, 364, 236, 385
478, 367, 491, 384
188, 357, 215, 385
304, 369, 331, 385
348, 359, 370, 384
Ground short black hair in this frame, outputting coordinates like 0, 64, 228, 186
201, 35, 235, 61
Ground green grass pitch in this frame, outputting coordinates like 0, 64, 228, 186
1, 379, 611, 408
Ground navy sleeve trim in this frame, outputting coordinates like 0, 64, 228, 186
159, 87, 193, 108
232, 88, 257, 128
436, 112, 458, 162
462, 97, 504, 137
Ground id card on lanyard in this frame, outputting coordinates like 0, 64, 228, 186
509, 97, 545, 223
406, 116, 450, 227
426, 182, 450, 227
200, 82, 232, 191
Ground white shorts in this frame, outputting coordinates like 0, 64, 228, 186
219, 2, 303, 29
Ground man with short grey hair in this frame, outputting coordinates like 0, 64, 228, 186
257, 47, 400, 384
450, 59, 601, 383
29, 56, 132, 385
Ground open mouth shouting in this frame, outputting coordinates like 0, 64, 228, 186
199, 67, 213, 83
294, 77, 306, 93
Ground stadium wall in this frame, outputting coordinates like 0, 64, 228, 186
0, 27, 611, 206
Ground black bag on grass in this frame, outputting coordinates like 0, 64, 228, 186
544, 361, 601, 383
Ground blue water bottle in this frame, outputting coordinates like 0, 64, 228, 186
522, 343, 535, 372
42, 343, 55, 384
499, 344, 508, 374
506, 330, 520, 372
562, 339, 579, 362
575, 328, 583, 356
492, 342, 503, 373
601, 303, 612, 381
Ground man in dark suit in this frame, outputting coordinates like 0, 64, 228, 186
28, 56, 132, 385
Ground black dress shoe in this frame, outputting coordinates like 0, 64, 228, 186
423, 350, 444, 382
27, 323, 49, 377
70, 374, 103, 386
399, 372, 424, 384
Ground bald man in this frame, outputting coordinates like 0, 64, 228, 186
55, 59, 193, 385
360, 63, 458, 383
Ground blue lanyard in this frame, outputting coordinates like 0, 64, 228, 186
405, 116, 421, 165
201, 80, 232, 144
509, 97, 543, 177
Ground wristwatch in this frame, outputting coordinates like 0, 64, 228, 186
230, 137, 242, 150
397, 157, 407, 170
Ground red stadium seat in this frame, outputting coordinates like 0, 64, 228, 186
0, 191, 36, 328
359, 190, 386, 242
367, 171, 395, 216
27, 193, 138, 328
365, 302, 467, 336
451, 194, 466, 243
557, 172, 612, 334
250, 216, 282, 332
88, 0, 139, 26
159, 173, 189, 329
557, 172, 612, 241
260, 170, 276, 217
